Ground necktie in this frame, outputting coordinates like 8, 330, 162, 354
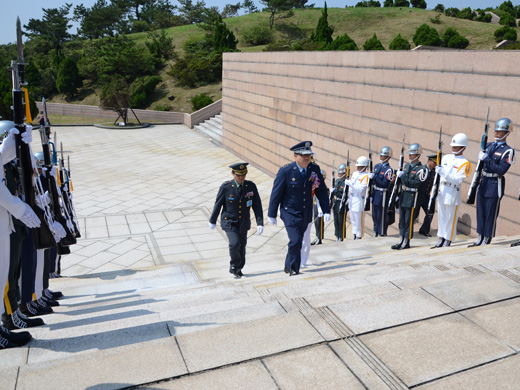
301, 169, 306, 179
237, 185, 242, 196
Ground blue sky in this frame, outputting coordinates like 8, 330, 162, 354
0, 1, 506, 44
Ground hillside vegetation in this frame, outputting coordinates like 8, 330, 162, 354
40, 7, 502, 115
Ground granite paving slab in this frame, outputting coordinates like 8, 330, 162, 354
462, 297, 520, 351
422, 273, 520, 310
144, 361, 277, 390
360, 313, 515, 387
0, 367, 18, 390
0, 346, 28, 370
175, 312, 324, 372
16, 337, 187, 390
329, 288, 453, 334
414, 354, 520, 390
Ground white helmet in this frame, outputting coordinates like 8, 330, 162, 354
356, 156, 369, 167
450, 133, 469, 147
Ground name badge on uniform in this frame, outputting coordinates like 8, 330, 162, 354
228, 196, 234, 201
247, 200, 252, 207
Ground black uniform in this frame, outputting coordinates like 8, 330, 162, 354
417, 166, 435, 236
210, 179, 263, 273
331, 177, 347, 240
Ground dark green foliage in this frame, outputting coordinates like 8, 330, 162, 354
222, 3, 242, 18
263, 39, 294, 51
325, 34, 358, 50
411, 0, 426, 8
177, 0, 207, 24
261, 0, 299, 29
363, 33, 385, 50
170, 50, 222, 88
433, 4, 444, 12
494, 26, 518, 42
441, 27, 469, 49
499, 13, 517, 27
444, 7, 459, 17
457, 7, 475, 20
429, 13, 442, 24
389, 33, 411, 50
356, 1, 381, 6
475, 11, 492, 23
146, 29, 176, 66
130, 75, 162, 108
73, 1, 125, 39
311, 2, 333, 45
413, 23, 441, 46
24, 4, 72, 55
191, 93, 213, 111
140, 0, 182, 29
56, 58, 83, 98
213, 17, 239, 53
394, 0, 410, 6
242, 0, 259, 13
383, 0, 394, 6
154, 104, 172, 111
99, 75, 131, 119
242, 25, 274, 45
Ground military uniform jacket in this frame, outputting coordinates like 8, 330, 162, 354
399, 161, 428, 209
210, 179, 263, 232
438, 154, 471, 206
479, 142, 515, 198
372, 162, 393, 206
348, 171, 369, 213
332, 177, 346, 213
268, 161, 330, 227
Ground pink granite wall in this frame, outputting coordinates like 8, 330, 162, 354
222, 51, 520, 237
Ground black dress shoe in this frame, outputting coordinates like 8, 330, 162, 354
289, 269, 299, 276
41, 297, 60, 307
431, 238, 445, 249
442, 240, 451, 247
391, 237, 404, 250
0, 325, 32, 347
229, 267, 237, 275
482, 237, 492, 245
284, 268, 290, 274
236, 270, 243, 277
511, 241, 520, 247
374, 232, 379, 237
468, 235, 483, 247
311, 238, 322, 245
419, 231, 432, 237
3, 311, 44, 330
397, 239, 410, 250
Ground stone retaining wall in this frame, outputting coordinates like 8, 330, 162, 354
222, 51, 520, 236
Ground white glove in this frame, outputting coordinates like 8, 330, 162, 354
478, 151, 488, 161
368, 173, 374, 179
396, 170, 404, 178
22, 126, 33, 144
317, 206, 323, 218
63, 183, 69, 192
345, 179, 352, 186
435, 166, 444, 175
19, 204, 41, 228
324, 213, 331, 222
257, 226, 263, 235
53, 220, 66, 241
268, 217, 277, 225
208, 222, 216, 229
49, 166, 58, 178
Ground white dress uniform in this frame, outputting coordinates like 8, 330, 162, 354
347, 170, 369, 238
436, 154, 471, 241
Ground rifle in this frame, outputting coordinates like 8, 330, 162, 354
467, 108, 490, 204
59, 142, 81, 238
427, 126, 443, 214
388, 135, 405, 209
11, 18, 56, 249
339, 151, 350, 214
329, 160, 335, 207
364, 142, 373, 211
40, 99, 77, 251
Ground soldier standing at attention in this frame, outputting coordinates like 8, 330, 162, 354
346, 156, 370, 240
469, 118, 515, 247
417, 155, 437, 237
268, 141, 330, 276
391, 143, 428, 250
209, 163, 264, 277
371, 147, 394, 237
331, 164, 347, 242
432, 133, 472, 248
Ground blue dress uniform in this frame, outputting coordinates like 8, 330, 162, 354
268, 142, 330, 274
475, 141, 515, 241
371, 162, 393, 236
210, 163, 263, 276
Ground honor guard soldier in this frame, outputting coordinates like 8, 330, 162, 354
209, 163, 264, 277
392, 143, 428, 250
417, 155, 437, 237
432, 133, 472, 248
469, 118, 515, 247
311, 170, 328, 246
346, 156, 370, 240
371, 147, 394, 237
331, 164, 348, 241
268, 141, 330, 276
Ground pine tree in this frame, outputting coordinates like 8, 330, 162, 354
311, 2, 333, 45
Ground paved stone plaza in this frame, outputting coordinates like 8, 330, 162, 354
1, 124, 520, 390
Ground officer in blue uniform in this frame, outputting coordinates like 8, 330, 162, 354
268, 141, 330, 275
371, 146, 394, 237
209, 163, 264, 277
469, 118, 515, 247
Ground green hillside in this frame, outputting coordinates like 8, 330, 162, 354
52, 7, 500, 116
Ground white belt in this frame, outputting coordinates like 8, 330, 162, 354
482, 171, 499, 178
402, 185, 417, 193
373, 185, 387, 191
441, 181, 460, 191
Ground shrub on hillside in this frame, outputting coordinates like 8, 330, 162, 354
389, 34, 411, 50
494, 26, 518, 42
499, 13, 517, 27
191, 93, 213, 111
325, 34, 359, 51
130, 76, 162, 109
242, 25, 274, 46
413, 24, 441, 46
56, 57, 83, 98
363, 34, 385, 50
441, 28, 469, 49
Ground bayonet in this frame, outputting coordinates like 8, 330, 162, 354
467, 107, 490, 204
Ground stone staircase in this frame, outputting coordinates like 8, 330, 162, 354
4, 234, 520, 389
193, 114, 222, 145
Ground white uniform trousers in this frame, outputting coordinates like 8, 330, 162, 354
350, 210, 364, 238
1, 237, 10, 316
301, 222, 312, 266
437, 202, 459, 241
34, 249, 45, 299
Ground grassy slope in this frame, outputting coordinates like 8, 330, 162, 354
50, 7, 499, 120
